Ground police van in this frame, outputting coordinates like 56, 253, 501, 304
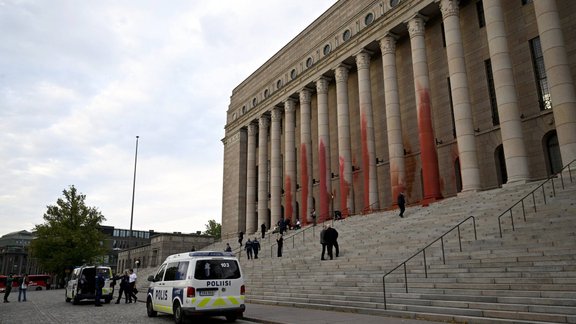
65, 265, 113, 304
146, 251, 245, 323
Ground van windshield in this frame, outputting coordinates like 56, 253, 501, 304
194, 259, 240, 280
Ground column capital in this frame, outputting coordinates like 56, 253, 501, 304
259, 115, 270, 128
247, 122, 258, 135
271, 107, 283, 122
439, 0, 460, 19
379, 34, 398, 55
299, 89, 312, 105
316, 77, 330, 94
335, 64, 350, 83
407, 14, 427, 39
355, 50, 372, 70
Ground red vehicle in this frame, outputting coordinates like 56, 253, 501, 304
0, 275, 20, 293
27, 274, 51, 290
0, 274, 51, 292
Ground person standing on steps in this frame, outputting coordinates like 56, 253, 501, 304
276, 234, 284, 257
238, 231, 244, 247
398, 192, 406, 218
328, 226, 339, 258
252, 238, 260, 259
320, 225, 328, 260
244, 238, 253, 259
261, 223, 266, 239
311, 208, 317, 226
324, 224, 336, 260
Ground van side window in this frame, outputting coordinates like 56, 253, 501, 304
194, 260, 241, 280
154, 264, 167, 282
164, 262, 179, 281
177, 261, 189, 280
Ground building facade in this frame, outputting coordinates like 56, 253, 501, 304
221, 0, 576, 237
0, 230, 34, 275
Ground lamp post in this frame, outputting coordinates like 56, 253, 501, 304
127, 136, 139, 268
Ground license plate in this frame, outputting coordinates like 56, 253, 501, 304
199, 290, 214, 296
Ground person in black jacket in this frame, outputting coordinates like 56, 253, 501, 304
114, 271, 129, 304
276, 234, 283, 257
324, 225, 338, 260
398, 192, 406, 218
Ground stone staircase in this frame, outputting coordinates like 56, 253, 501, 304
233, 169, 576, 323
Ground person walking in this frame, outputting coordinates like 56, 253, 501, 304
398, 192, 406, 218
244, 239, 253, 259
238, 231, 244, 247
276, 234, 284, 257
94, 272, 104, 307
252, 238, 260, 259
3, 273, 14, 303
128, 268, 137, 303
324, 224, 338, 260
18, 273, 28, 302
311, 209, 317, 226
327, 225, 339, 257
320, 225, 328, 260
261, 223, 266, 239
115, 271, 130, 304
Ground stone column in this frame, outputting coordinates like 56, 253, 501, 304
316, 79, 332, 220
440, 0, 481, 192
483, 0, 530, 183
284, 99, 297, 223
408, 15, 442, 203
356, 50, 379, 211
300, 89, 313, 225
335, 64, 354, 216
245, 123, 258, 233
270, 107, 283, 227
534, 0, 576, 166
257, 115, 270, 230
380, 35, 406, 205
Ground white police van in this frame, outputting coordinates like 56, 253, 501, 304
65, 265, 113, 305
146, 251, 245, 323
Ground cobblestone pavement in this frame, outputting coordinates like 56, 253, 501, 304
0, 288, 253, 324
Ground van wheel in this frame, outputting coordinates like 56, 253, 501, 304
147, 298, 157, 317
225, 314, 238, 322
173, 302, 183, 324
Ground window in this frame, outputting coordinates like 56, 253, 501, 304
290, 69, 297, 80
154, 263, 166, 282
484, 59, 499, 125
276, 79, 283, 89
164, 261, 189, 281
342, 29, 351, 42
323, 44, 331, 55
242, 106, 246, 114
264, 89, 269, 98
530, 37, 552, 110
476, 0, 485, 28
441, 23, 446, 48
364, 13, 374, 26
306, 57, 313, 68
194, 260, 241, 280
252, 97, 257, 107
390, 0, 400, 7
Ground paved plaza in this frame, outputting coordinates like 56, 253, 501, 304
0, 288, 439, 324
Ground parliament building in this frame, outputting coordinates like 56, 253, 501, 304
221, 0, 576, 237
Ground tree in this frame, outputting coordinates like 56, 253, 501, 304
29, 185, 107, 275
203, 219, 221, 239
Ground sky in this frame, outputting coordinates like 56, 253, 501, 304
0, 0, 336, 237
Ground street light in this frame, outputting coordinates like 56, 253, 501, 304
127, 136, 139, 267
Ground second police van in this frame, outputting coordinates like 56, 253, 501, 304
146, 251, 245, 323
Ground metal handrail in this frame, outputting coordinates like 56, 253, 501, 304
362, 201, 380, 214
382, 215, 477, 309
498, 159, 575, 238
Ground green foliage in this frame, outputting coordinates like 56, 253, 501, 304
29, 185, 107, 275
203, 219, 221, 239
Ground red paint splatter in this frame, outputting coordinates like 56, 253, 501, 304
285, 175, 292, 222
417, 84, 442, 203
300, 143, 309, 225
318, 140, 329, 222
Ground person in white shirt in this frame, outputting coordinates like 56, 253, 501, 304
128, 269, 137, 303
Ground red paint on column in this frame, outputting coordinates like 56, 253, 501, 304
339, 156, 350, 217
417, 85, 442, 204
284, 176, 292, 222
319, 140, 329, 222
300, 144, 309, 225
361, 113, 370, 208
